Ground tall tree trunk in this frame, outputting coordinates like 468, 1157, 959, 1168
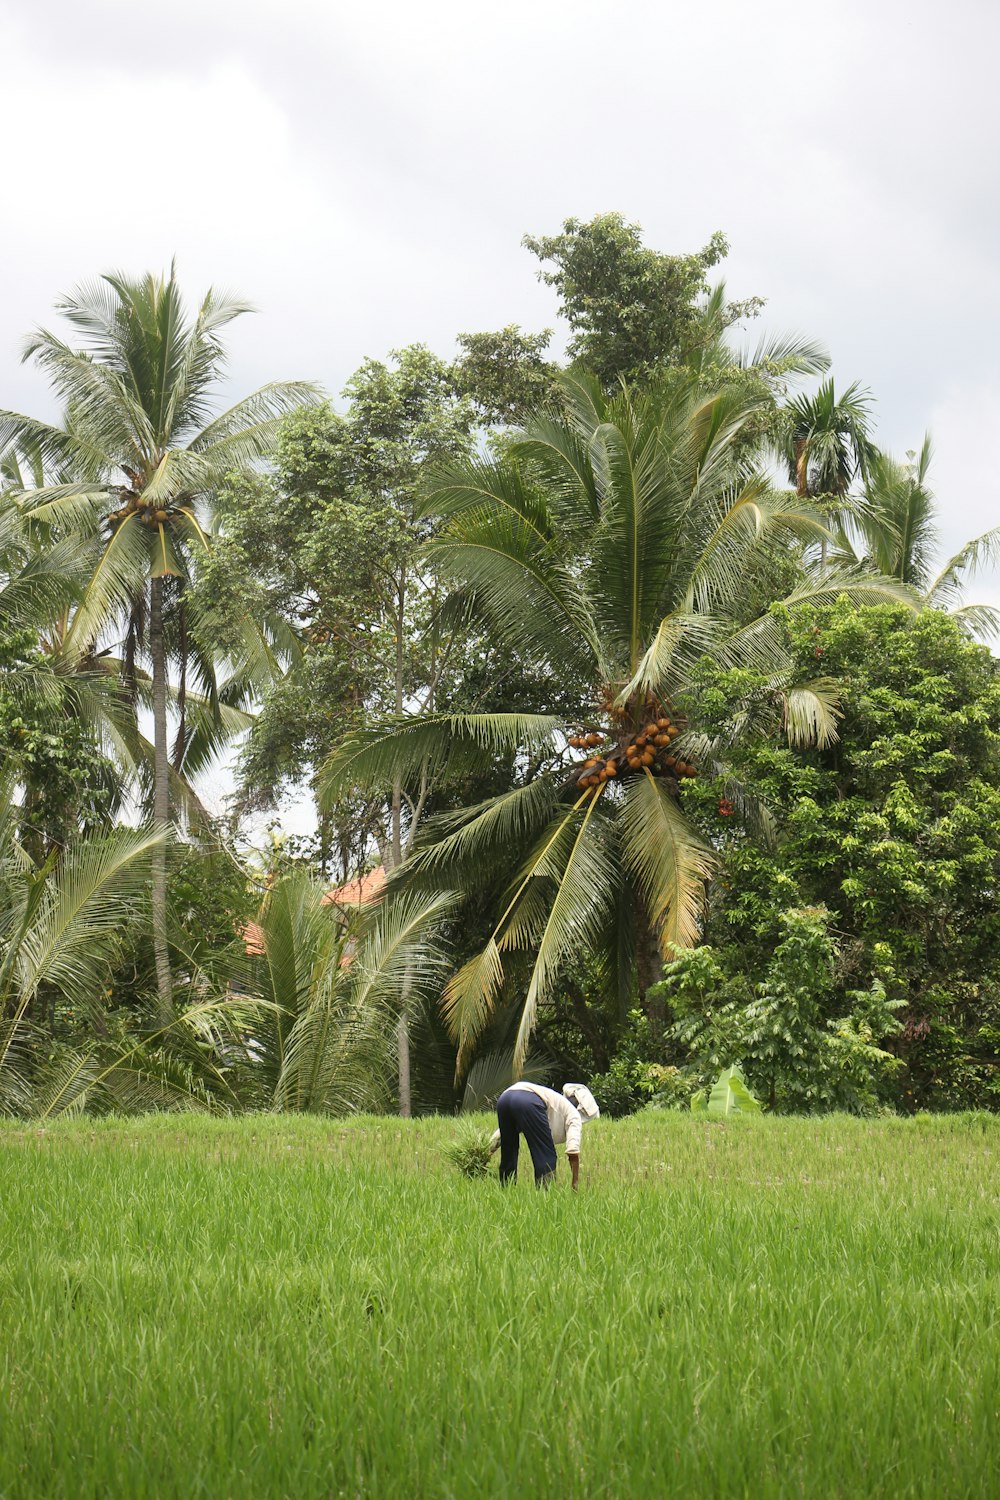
391, 569, 411, 1116
397, 997, 412, 1119
149, 575, 172, 1023
794, 438, 809, 499
635, 900, 666, 1029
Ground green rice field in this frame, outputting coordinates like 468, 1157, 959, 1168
0, 1112, 997, 1499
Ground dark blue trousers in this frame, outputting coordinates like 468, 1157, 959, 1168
497, 1087, 557, 1186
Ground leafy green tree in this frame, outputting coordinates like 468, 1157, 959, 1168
523, 212, 763, 386
215, 348, 476, 852
680, 601, 1000, 1110
322, 370, 901, 1078
0, 267, 318, 1018
662, 906, 903, 1113
206, 347, 477, 1110
452, 325, 559, 427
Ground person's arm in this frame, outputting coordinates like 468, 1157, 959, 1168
561, 1102, 582, 1188
488, 1128, 501, 1157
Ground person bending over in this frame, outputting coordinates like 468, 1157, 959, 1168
490, 1082, 599, 1190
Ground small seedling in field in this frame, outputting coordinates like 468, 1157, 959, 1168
443, 1123, 494, 1178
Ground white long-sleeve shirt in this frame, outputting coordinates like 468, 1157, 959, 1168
490, 1083, 583, 1155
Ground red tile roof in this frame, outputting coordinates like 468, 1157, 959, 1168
242, 865, 387, 956
322, 865, 387, 908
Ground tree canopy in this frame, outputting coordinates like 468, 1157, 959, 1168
1, 222, 997, 1119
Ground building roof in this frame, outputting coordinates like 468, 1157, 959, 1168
322, 865, 387, 908
242, 865, 387, 957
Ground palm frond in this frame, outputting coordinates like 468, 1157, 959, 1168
190, 381, 323, 452
350, 887, 457, 1012
512, 788, 619, 1073
782, 679, 842, 748
441, 792, 592, 1070
614, 611, 714, 707
30, 1046, 99, 1119
318, 712, 562, 808
10, 826, 162, 1015
429, 519, 600, 674
408, 777, 558, 875
737, 331, 830, 379
946, 602, 1000, 640
927, 526, 1000, 607
619, 773, 716, 954
460, 1046, 549, 1111
62, 518, 157, 654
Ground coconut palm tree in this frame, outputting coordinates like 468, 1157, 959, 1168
232, 872, 456, 1113
843, 437, 1000, 636
1, 484, 147, 859
0, 267, 319, 1018
682, 281, 831, 393
0, 779, 163, 1114
320, 371, 907, 1076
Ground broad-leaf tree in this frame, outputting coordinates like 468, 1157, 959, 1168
523, 213, 762, 386
671, 601, 1000, 1111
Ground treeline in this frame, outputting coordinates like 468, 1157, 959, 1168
1, 215, 998, 1118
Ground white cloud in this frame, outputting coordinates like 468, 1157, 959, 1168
926, 382, 1000, 612
3, 0, 998, 618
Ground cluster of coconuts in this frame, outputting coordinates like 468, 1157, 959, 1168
572, 707, 697, 794
107, 497, 170, 529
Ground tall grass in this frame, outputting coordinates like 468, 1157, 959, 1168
0, 1112, 996, 1498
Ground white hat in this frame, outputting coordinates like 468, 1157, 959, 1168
563, 1083, 600, 1120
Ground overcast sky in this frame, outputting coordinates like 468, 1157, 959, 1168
4, 0, 999, 823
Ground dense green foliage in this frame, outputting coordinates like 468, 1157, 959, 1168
663, 602, 1000, 1110
1, 1113, 996, 1497
324, 369, 904, 1078
523, 213, 760, 385
208, 346, 476, 854
0, 625, 120, 853
1, 217, 998, 1119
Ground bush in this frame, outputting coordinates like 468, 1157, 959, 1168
589, 1012, 697, 1116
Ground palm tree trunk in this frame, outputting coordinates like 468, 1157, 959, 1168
149, 575, 172, 1022
794, 439, 809, 499
635, 901, 666, 1028
392, 570, 412, 1116
397, 1003, 412, 1118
